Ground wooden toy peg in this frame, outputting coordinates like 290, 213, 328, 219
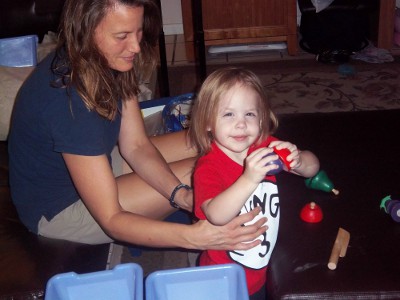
327, 227, 350, 270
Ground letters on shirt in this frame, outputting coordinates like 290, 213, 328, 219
228, 180, 280, 270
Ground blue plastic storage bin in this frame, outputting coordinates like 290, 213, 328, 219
0, 35, 38, 67
45, 263, 143, 300
145, 264, 249, 300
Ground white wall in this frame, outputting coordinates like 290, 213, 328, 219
160, 0, 183, 35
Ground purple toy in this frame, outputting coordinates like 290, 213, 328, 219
264, 152, 284, 175
380, 195, 400, 223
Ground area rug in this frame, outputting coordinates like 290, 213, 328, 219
166, 57, 400, 114
263, 67, 400, 114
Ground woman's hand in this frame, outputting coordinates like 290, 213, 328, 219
188, 207, 267, 251
174, 186, 193, 212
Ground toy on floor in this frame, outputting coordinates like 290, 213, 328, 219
328, 227, 350, 270
300, 202, 323, 223
305, 170, 339, 195
337, 64, 356, 77
265, 147, 292, 175
380, 195, 400, 223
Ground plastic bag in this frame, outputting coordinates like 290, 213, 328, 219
299, 3, 369, 61
162, 93, 195, 133
311, 0, 334, 13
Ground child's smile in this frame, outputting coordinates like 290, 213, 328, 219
212, 83, 262, 163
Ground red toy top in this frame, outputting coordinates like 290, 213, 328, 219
300, 202, 323, 223
273, 147, 292, 171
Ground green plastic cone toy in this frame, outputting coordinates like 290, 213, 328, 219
305, 170, 339, 195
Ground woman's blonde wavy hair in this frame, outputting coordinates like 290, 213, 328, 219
189, 67, 279, 156
52, 0, 161, 120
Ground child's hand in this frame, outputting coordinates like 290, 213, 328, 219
243, 147, 280, 183
269, 140, 302, 171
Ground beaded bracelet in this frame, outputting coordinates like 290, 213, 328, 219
169, 183, 191, 208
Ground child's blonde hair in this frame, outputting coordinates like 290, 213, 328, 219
189, 67, 278, 156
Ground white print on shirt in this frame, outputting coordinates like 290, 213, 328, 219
228, 181, 280, 270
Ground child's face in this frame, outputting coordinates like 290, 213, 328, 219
210, 83, 262, 162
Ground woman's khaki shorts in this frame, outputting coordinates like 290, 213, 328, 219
38, 200, 113, 245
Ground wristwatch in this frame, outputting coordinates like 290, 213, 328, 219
169, 183, 192, 208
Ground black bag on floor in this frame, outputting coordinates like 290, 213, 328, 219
299, 0, 370, 63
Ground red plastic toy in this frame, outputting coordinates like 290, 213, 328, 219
273, 147, 292, 171
265, 147, 292, 175
300, 202, 323, 223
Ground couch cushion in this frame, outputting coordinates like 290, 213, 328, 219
0, 66, 34, 141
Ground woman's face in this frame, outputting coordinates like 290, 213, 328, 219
94, 3, 144, 72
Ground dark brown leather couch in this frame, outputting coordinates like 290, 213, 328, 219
0, 1, 110, 298
0, 142, 109, 299
0, 0, 64, 42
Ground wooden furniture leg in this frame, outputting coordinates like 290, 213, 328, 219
378, 0, 396, 50
192, 0, 207, 82
155, 0, 170, 97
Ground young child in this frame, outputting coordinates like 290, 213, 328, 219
189, 67, 320, 299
